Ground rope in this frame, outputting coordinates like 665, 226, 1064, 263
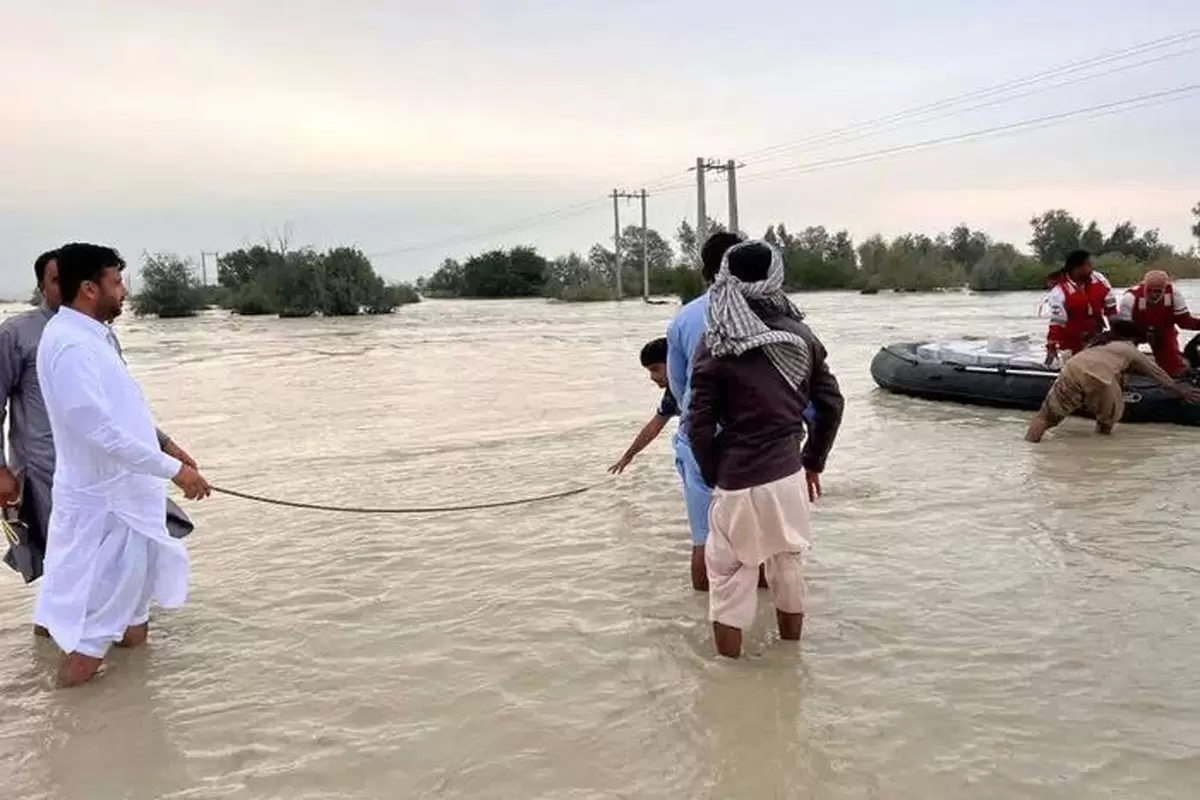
209, 476, 611, 515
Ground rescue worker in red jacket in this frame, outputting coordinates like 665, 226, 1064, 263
1115, 269, 1200, 378
1043, 249, 1117, 366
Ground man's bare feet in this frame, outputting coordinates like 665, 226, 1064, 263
713, 621, 742, 659
777, 610, 803, 641
116, 622, 149, 649
1095, 422, 1115, 435
57, 652, 103, 688
691, 546, 709, 592
33, 624, 50, 638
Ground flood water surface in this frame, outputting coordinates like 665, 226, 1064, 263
2, 288, 1199, 799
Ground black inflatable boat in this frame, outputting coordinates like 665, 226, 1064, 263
870, 341, 1200, 426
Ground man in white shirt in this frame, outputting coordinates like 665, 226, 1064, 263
35, 242, 211, 687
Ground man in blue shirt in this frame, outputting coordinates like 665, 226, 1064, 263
666, 232, 746, 590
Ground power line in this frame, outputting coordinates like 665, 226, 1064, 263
362, 30, 1198, 260
743, 45, 1197, 169
366, 196, 609, 259
738, 84, 1200, 186
737, 28, 1198, 165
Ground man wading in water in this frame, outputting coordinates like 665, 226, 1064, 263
0, 251, 198, 634
1026, 318, 1200, 442
688, 240, 843, 658
35, 243, 211, 687
665, 231, 746, 591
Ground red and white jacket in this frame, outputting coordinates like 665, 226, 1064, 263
1045, 272, 1117, 355
1116, 282, 1200, 377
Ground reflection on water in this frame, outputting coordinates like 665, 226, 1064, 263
3, 286, 1200, 799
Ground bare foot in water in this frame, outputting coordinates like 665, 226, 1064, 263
116, 622, 149, 649
57, 652, 103, 688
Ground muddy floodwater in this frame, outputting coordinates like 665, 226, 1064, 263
2, 287, 1199, 799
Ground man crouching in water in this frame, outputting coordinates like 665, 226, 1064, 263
1026, 319, 1200, 442
687, 240, 844, 658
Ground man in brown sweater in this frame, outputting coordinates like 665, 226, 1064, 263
1026, 319, 1200, 442
688, 240, 844, 659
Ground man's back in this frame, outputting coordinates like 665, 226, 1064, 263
666, 292, 709, 435
1068, 340, 1167, 386
690, 314, 844, 491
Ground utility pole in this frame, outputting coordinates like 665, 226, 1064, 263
612, 189, 650, 301
611, 190, 623, 300
694, 157, 707, 265
726, 158, 739, 233
690, 158, 744, 253
199, 251, 220, 286
639, 189, 649, 301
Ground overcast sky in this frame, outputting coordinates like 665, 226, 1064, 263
3, 0, 1199, 293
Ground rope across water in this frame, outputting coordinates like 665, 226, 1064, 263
209, 476, 611, 515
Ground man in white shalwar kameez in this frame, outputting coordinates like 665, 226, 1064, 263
35, 243, 211, 687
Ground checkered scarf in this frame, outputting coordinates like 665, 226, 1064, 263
704, 240, 812, 392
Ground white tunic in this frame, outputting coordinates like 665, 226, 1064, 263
34, 307, 188, 657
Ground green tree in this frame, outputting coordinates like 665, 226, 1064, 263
1029, 209, 1083, 265
1192, 202, 1200, 246
421, 258, 464, 297
364, 281, 420, 314
1080, 221, 1105, 254
1102, 221, 1172, 262
946, 224, 990, 270
967, 243, 1044, 291
618, 225, 676, 296
675, 217, 726, 265
767, 224, 859, 290
858, 234, 965, 291
271, 248, 325, 318
457, 246, 548, 297
321, 247, 378, 316
132, 253, 204, 318
217, 245, 278, 290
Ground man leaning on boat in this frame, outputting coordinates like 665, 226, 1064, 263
1025, 320, 1200, 442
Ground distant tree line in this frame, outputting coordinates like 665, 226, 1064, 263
417, 218, 723, 304
130, 243, 419, 319
419, 203, 1200, 301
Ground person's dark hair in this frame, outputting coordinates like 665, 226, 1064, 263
1064, 249, 1091, 272
57, 243, 126, 306
639, 337, 668, 367
34, 250, 59, 288
726, 241, 772, 283
1089, 318, 1144, 348
700, 231, 745, 283
1107, 318, 1143, 341
1046, 249, 1092, 284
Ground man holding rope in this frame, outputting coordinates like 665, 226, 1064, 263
0, 251, 198, 622
35, 243, 211, 687
688, 240, 844, 658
